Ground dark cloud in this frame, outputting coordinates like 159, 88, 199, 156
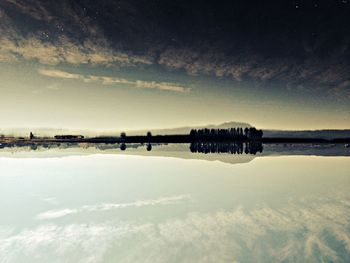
0, 0, 349, 97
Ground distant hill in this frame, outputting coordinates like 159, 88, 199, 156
149, 124, 350, 139
263, 129, 350, 140
1, 122, 350, 139
142, 123, 350, 139
0, 121, 251, 137
148, 121, 252, 135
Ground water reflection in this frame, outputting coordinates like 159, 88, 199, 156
146, 143, 152, 151
120, 143, 126, 151
120, 143, 152, 152
0, 155, 349, 262
190, 141, 263, 154
0, 142, 349, 164
1, 141, 263, 155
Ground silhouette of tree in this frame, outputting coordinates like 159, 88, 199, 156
120, 143, 126, 151
190, 129, 197, 137
244, 127, 248, 137
146, 143, 152, 151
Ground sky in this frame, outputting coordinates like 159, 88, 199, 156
0, 0, 349, 130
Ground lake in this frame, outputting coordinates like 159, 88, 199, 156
0, 145, 349, 263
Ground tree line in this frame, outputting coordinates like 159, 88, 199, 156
189, 127, 263, 141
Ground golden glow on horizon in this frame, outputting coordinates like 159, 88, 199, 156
0, 63, 349, 131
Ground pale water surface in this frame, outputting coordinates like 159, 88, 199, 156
0, 151, 349, 263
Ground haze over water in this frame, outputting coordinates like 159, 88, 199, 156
0, 148, 349, 263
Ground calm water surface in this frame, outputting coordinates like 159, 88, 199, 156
0, 151, 349, 263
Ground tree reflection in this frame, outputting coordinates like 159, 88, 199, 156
190, 141, 263, 155
146, 143, 152, 151
120, 143, 126, 151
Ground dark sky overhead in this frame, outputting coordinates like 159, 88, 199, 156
0, 0, 349, 130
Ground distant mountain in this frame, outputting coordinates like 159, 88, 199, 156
148, 121, 252, 135
149, 124, 350, 139
0, 121, 251, 137
263, 129, 350, 140
1, 122, 350, 139
143, 123, 350, 139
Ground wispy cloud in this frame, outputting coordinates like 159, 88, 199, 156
158, 47, 350, 98
38, 69, 81, 79
41, 197, 59, 205
0, 223, 153, 263
3, 0, 53, 21
0, 52, 13, 62
1, 193, 350, 263
1, 0, 349, 99
0, 1, 152, 67
38, 69, 191, 93
0, 35, 152, 66
36, 194, 192, 220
